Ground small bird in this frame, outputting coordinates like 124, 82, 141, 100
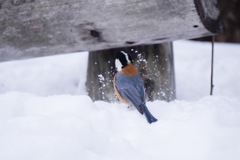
113, 51, 158, 124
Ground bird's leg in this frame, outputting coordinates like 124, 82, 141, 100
127, 105, 135, 111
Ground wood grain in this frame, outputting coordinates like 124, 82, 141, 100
0, 0, 222, 61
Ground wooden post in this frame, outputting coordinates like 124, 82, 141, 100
86, 42, 175, 102
0, 0, 222, 62
86, 50, 117, 102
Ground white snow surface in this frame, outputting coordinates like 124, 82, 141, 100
0, 41, 240, 160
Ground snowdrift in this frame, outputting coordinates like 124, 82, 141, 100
0, 41, 240, 160
1, 92, 240, 160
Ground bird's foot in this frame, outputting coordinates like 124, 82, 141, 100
127, 105, 135, 111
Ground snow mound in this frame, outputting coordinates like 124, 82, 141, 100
1, 92, 240, 160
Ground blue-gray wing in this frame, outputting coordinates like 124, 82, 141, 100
115, 73, 145, 114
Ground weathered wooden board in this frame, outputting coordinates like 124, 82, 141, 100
0, 0, 222, 62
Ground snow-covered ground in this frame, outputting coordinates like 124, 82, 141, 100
0, 41, 240, 160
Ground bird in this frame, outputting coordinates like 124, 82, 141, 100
113, 51, 158, 124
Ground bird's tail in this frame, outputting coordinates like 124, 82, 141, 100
142, 104, 158, 124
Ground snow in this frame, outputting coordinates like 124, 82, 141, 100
0, 41, 240, 160
0, 52, 89, 96
174, 41, 240, 100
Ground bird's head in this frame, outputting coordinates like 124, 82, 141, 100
115, 51, 133, 71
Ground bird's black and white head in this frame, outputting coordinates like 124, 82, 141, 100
115, 51, 133, 71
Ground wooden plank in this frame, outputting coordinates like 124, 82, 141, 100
0, 0, 222, 62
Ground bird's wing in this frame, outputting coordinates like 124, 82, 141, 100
114, 73, 146, 114
118, 85, 145, 114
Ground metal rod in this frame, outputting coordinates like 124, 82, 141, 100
210, 36, 215, 95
